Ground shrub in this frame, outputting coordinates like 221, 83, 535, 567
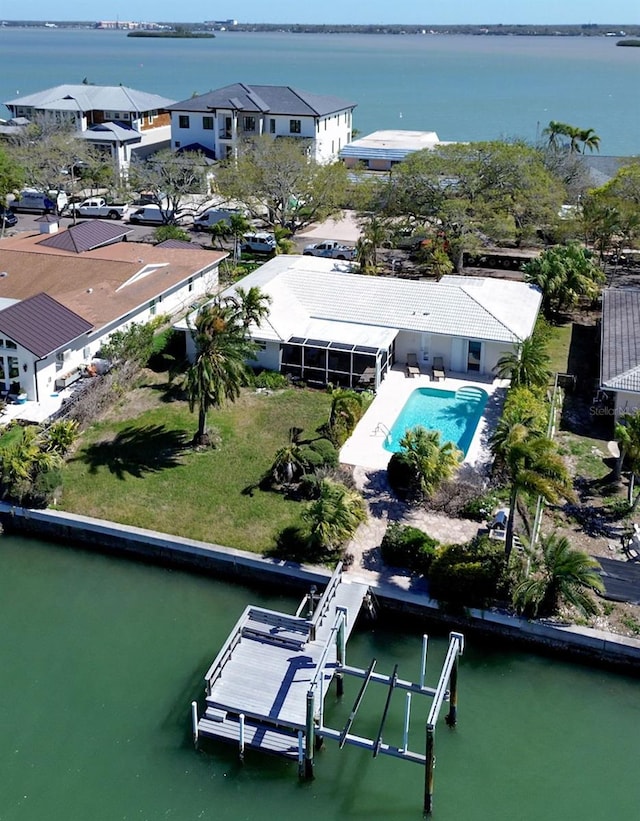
328, 389, 367, 446
308, 437, 338, 468
254, 370, 289, 390
429, 535, 507, 608
380, 524, 438, 574
460, 490, 501, 522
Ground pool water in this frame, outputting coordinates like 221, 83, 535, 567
384, 386, 489, 456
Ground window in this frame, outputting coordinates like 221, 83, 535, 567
178, 115, 190, 129
289, 119, 301, 134
4, 339, 16, 350
468, 341, 482, 372
8, 356, 19, 380
149, 299, 157, 316
243, 116, 256, 132
55, 352, 64, 372
0, 358, 4, 380
175, 141, 181, 148
203, 116, 214, 130
188, 277, 194, 292
83, 346, 91, 360
269, 118, 276, 134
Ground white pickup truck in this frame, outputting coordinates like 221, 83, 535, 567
302, 240, 356, 261
67, 198, 130, 220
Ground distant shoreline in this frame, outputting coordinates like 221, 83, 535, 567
1, 21, 639, 38
127, 31, 216, 39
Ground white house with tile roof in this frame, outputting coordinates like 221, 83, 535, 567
178, 256, 542, 390
3, 85, 176, 175
167, 83, 356, 163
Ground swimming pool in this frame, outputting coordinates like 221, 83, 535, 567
384, 386, 489, 456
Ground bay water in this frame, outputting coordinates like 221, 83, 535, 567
1, 534, 639, 820
0, 28, 638, 155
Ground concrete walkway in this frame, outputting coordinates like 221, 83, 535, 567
344, 467, 481, 590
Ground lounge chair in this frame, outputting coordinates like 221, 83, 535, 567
405, 353, 420, 378
431, 356, 446, 381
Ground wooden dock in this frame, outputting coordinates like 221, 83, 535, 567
196, 563, 369, 757
191, 562, 465, 814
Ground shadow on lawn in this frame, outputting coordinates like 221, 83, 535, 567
75, 424, 188, 479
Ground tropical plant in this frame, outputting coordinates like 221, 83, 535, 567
0, 426, 63, 505
231, 285, 272, 330
42, 420, 80, 456
302, 479, 367, 554
390, 426, 462, 500
185, 301, 257, 446
514, 532, 604, 618
523, 244, 604, 316
494, 425, 574, 560
542, 121, 600, 154
264, 427, 309, 487
328, 389, 367, 445
429, 535, 508, 608
494, 334, 551, 389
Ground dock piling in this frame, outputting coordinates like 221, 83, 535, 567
424, 723, 435, 815
304, 690, 315, 779
239, 713, 245, 761
336, 606, 347, 698
419, 634, 428, 689
297, 731, 305, 778
401, 692, 412, 752
191, 701, 199, 747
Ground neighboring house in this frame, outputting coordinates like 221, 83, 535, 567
177, 256, 542, 390
600, 288, 640, 415
340, 129, 454, 171
0, 220, 225, 402
167, 83, 356, 163
3, 84, 176, 175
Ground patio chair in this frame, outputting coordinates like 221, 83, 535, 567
405, 353, 420, 378
431, 356, 446, 381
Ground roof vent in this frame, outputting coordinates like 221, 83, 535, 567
0, 272, 7, 278
87, 288, 93, 294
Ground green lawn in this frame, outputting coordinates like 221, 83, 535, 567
58, 380, 332, 553
547, 321, 572, 376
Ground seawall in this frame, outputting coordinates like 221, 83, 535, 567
2, 503, 640, 671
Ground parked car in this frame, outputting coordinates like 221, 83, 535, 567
8, 188, 68, 215
242, 231, 277, 254
303, 240, 356, 260
127, 205, 174, 225
67, 197, 130, 220
193, 207, 243, 232
0, 207, 18, 228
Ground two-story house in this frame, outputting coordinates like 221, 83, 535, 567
167, 83, 356, 164
3, 84, 176, 175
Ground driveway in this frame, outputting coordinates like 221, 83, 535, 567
297, 210, 362, 244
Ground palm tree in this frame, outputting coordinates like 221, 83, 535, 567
185, 302, 257, 446
514, 532, 604, 618
494, 335, 551, 389
232, 285, 272, 330
303, 479, 367, 553
578, 128, 601, 154
542, 120, 568, 151
399, 426, 462, 498
523, 245, 604, 317
497, 426, 574, 561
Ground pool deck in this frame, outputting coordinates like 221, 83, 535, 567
339, 366, 509, 471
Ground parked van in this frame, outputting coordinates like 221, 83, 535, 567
192, 208, 242, 232
241, 231, 277, 254
128, 205, 174, 225
9, 188, 68, 215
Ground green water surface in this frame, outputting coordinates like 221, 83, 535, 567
1, 536, 638, 820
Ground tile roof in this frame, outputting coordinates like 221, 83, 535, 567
38, 221, 131, 253
204, 256, 541, 345
168, 83, 355, 117
601, 288, 640, 394
0, 231, 226, 332
4, 84, 175, 113
0, 292, 93, 357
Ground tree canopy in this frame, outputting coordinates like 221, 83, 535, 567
375, 140, 566, 268
213, 136, 350, 230
522, 244, 604, 316
129, 148, 208, 224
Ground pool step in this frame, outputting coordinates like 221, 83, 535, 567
455, 386, 486, 403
